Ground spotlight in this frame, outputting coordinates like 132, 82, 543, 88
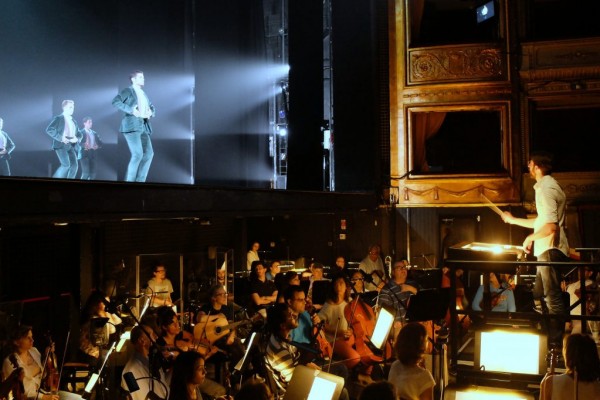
277, 125, 288, 136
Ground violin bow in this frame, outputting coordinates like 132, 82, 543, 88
57, 330, 71, 392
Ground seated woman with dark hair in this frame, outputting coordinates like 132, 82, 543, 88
79, 290, 122, 365
387, 322, 435, 400
471, 272, 515, 312
168, 351, 208, 400
234, 377, 274, 400
1, 325, 59, 400
540, 333, 600, 399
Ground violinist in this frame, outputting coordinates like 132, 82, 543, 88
318, 275, 376, 385
156, 307, 227, 399
79, 291, 122, 366
285, 285, 319, 345
471, 272, 516, 313
121, 325, 169, 400
1, 325, 58, 400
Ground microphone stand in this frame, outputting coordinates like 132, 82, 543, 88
118, 298, 168, 400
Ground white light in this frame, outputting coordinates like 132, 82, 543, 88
479, 331, 540, 374
278, 127, 287, 136
84, 373, 100, 394
371, 307, 394, 349
307, 376, 337, 400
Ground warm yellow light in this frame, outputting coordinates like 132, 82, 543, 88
479, 331, 540, 374
454, 387, 532, 400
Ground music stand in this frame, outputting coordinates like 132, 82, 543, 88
406, 288, 450, 322
311, 280, 330, 306
405, 288, 451, 400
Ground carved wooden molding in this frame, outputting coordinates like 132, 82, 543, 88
391, 177, 519, 206
402, 86, 512, 103
520, 38, 600, 83
408, 45, 506, 85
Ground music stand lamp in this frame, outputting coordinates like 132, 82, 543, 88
283, 365, 345, 400
82, 342, 116, 399
232, 331, 259, 386
370, 306, 394, 350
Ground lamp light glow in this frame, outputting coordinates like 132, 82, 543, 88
475, 330, 543, 375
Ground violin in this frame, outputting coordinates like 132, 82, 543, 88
7, 354, 26, 400
175, 329, 219, 360
312, 320, 333, 361
42, 334, 60, 394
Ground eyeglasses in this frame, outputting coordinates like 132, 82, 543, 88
215, 292, 227, 297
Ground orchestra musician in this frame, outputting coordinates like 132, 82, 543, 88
156, 307, 227, 399
79, 291, 122, 366
265, 303, 349, 400
387, 322, 435, 400
147, 263, 174, 308
196, 285, 245, 369
539, 333, 600, 399
306, 263, 329, 311
378, 261, 419, 335
248, 261, 278, 315
1, 325, 59, 400
471, 272, 516, 313
246, 242, 260, 271
318, 275, 377, 385
121, 325, 169, 400
359, 245, 385, 291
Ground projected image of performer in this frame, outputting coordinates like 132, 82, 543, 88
46, 100, 81, 179
112, 70, 155, 182
78, 116, 103, 180
0, 117, 15, 176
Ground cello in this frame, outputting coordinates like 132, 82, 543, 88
344, 290, 383, 365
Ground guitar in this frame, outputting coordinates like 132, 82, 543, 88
193, 313, 257, 345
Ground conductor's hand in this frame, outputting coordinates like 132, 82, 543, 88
501, 211, 514, 224
523, 235, 534, 254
